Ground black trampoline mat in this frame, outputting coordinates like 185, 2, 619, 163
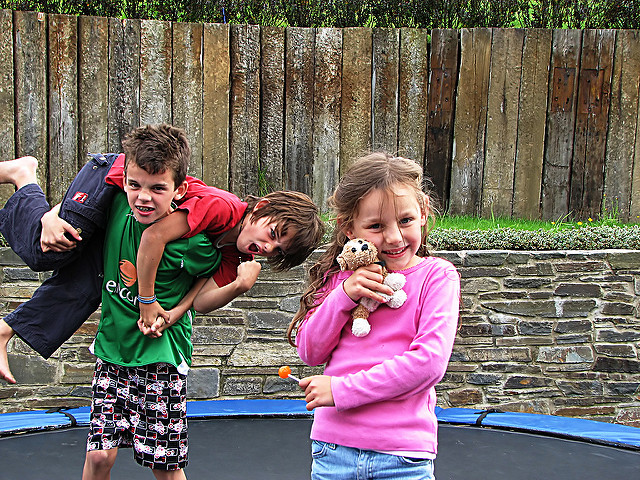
1, 418, 639, 479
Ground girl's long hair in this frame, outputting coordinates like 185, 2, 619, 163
286, 152, 435, 346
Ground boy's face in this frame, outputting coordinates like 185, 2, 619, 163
236, 207, 295, 258
124, 162, 187, 225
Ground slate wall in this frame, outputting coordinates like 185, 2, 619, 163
1, 248, 639, 427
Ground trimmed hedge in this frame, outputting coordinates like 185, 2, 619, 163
429, 225, 640, 251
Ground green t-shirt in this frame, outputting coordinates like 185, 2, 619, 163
92, 193, 221, 371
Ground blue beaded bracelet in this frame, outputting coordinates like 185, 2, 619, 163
137, 295, 157, 304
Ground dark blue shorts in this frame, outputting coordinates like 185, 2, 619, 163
0, 154, 119, 357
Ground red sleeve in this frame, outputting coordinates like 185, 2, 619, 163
105, 154, 126, 188
211, 245, 253, 287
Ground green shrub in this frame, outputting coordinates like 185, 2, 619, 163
0, 0, 638, 28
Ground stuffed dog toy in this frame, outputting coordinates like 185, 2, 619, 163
336, 238, 407, 337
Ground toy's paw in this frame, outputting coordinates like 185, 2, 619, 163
384, 272, 406, 290
351, 317, 371, 337
386, 289, 407, 309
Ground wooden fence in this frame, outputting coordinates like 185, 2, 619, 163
1, 10, 639, 222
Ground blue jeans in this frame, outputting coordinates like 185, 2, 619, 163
311, 441, 435, 480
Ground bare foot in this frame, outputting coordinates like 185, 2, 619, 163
0, 156, 38, 190
0, 319, 16, 383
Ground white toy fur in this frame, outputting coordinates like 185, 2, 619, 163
337, 238, 407, 337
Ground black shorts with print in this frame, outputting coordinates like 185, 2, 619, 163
87, 359, 189, 470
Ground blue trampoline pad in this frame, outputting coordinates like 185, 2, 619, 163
1, 401, 639, 479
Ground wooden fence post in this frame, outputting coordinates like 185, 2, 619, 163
312, 27, 342, 211
340, 27, 372, 175
0, 9, 15, 208
108, 17, 140, 154
173, 21, 204, 179
139, 20, 172, 127
513, 28, 552, 220
259, 25, 285, 193
14, 11, 47, 193
570, 29, 615, 220
284, 27, 314, 196
398, 28, 429, 165
78, 15, 108, 160
203, 23, 230, 190
372, 28, 399, 154
450, 28, 491, 217
48, 14, 78, 206
541, 29, 581, 222
230, 24, 260, 198
482, 28, 524, 219
426, 28, 458, 210
605, 30, 640, 223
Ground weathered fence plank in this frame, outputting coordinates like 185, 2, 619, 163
372, 28, 399, 153
259, 26, 284, 193
426, 28, 458, 210
139, 20, 172, 127
203, 23, 230, 189
482, 28, 524, 218
450, 28, 492, 216
340, 27, 372, 174
2, 18, 639, 223
285, 27, 314, 196
513, 28, 552, 220
605, 30, 640, 223
541, 29, 581, 221
0, 10, 15, 207
570, 29, 615, 220
14, 11, 47, 191
48, 14, 78, 205
312, 28, 341, 211
78, 15, 108, 159
108, 18, 140, 153
398, 28, 429, 163
230, 24, 260, 198
173, 22, 203, 178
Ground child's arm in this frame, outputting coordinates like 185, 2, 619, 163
136, 210, 191, 330
40, 203, 83, 252
138, 277, 207, 337
192, 260, 261, 313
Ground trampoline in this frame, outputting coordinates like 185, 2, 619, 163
1, 399, 639, 479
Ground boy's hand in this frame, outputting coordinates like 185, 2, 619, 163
40, 203, 82, 252
138, 301, 169, 336
235, 260, 261, 292
299, 375, 335, 411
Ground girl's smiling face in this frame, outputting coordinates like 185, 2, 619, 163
344, 184, 427, 271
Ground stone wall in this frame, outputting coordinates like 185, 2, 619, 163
1, 248, 639, 427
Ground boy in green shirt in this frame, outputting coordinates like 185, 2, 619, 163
83, 124, 219, 479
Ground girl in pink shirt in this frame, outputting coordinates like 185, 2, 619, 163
288, 153, 460, 479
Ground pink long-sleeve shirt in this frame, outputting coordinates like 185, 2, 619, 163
296, 256, 460, 455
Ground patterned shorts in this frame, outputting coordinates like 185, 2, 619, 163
87, 359, 188, 470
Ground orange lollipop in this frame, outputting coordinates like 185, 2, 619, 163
278, 365, 300, 383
